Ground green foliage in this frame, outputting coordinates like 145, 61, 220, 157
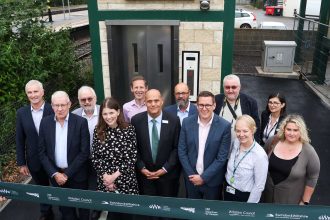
0, 0, 93, 175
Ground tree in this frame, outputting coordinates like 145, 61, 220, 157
0, 0, 91, 174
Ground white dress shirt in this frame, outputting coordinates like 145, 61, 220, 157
196, 114, 214, 175
31, 102, 45, 134
81, 106, 99, 150
225, 139, 268, 203
54, 114, 69, 169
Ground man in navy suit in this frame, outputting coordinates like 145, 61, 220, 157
16, 80, 54, 220
164, 83, 198, 125
214, 74, 260, 143
131, 89, 181, 198
178, 91, 231, 200
39, 91, 90, 220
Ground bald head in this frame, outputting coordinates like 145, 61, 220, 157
146, 89, 163, 118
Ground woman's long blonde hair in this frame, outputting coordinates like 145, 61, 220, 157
277, 114, 310, 144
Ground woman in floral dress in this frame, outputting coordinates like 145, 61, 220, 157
92, 97, 138, 220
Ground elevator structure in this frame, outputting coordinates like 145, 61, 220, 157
88, 0, 235, 104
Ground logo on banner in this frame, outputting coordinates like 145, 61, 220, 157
265, 213, 308, 219
47, 194, 60, 201
229, 210, 255, 218
149, 204, 161, 210
26, 192, 40, 198
68, 196, 92, 204
319, 215, 330, 220
180, 207, 195, 214
0, 189, 18, 196
205, 207, 218, 216
101, 200, 140, 208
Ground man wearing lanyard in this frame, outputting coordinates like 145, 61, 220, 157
178, 91, 231, 200
214, 74, 260, 143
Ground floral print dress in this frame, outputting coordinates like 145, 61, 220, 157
91, 125, 139, 195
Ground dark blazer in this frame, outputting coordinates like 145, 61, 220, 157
131, 111, 181, 180
16, 103, 54, 171
214, 93, 261, 142
164, 102, 198, 118
260, 110, 285, 145
178, 114, 231, 187
38, 113, 90, 182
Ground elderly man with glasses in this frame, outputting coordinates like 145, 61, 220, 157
39, 91, 90, 220
178, 91, 231, 200
214, 74, 260, 143
72, 86, 101, 220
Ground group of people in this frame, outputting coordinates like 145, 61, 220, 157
12, 73, 320, 220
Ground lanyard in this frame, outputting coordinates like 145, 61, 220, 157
263, 119, 278, 140
221, 96, 240, 124
230, 141, 256, 184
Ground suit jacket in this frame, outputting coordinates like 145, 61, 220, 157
164, 102, 198, 118
178, 114, 231, 187
131, 111, 181, 180
38, 113, 90, 182
260, 110, 285, 145
214, 93, 261, 142
16, 103, 54, 171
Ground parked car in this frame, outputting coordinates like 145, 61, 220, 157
235, 9, 258, 29
259, 21, 288, 30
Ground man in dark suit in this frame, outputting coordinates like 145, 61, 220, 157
164, 82, 198, 125
131, 89, 181, 198
178, 91, 231, 200
16, 80, 54, 220
214, 74, 260, 142
39, 91, 90, 220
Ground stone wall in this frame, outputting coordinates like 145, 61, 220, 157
98, 0, 224, 10
97, 0, 225, 96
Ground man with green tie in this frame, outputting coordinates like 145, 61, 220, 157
131, 89, 181, 199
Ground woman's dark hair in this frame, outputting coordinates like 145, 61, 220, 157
96, 97, 128, 142
265, 92, 287, 115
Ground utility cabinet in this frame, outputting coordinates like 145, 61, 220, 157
262, 41, 297, 73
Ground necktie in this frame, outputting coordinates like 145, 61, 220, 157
151, 119, 159, 163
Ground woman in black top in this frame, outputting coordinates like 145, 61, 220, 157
92, 97, 138, 220
260, 93, 286, 146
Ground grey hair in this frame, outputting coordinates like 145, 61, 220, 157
223, 74, 241, 87
51, 91, 70, 103
78, 86, 97, 99
25, 80, 43, 93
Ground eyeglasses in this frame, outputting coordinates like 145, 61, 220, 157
197, 104, 213, 109
80, 97, 94, 103
268, 101, 281, 105
52, 103, 68, 109
224, 85, 239, 90
175, 92, 189, 96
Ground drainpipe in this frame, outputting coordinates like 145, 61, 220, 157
294, 0, 307, 64
311, 0, 330, 84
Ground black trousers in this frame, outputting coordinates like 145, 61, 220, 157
223, 181, 250, 202
51, 178, 89, 220
30, 167, 53, 215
